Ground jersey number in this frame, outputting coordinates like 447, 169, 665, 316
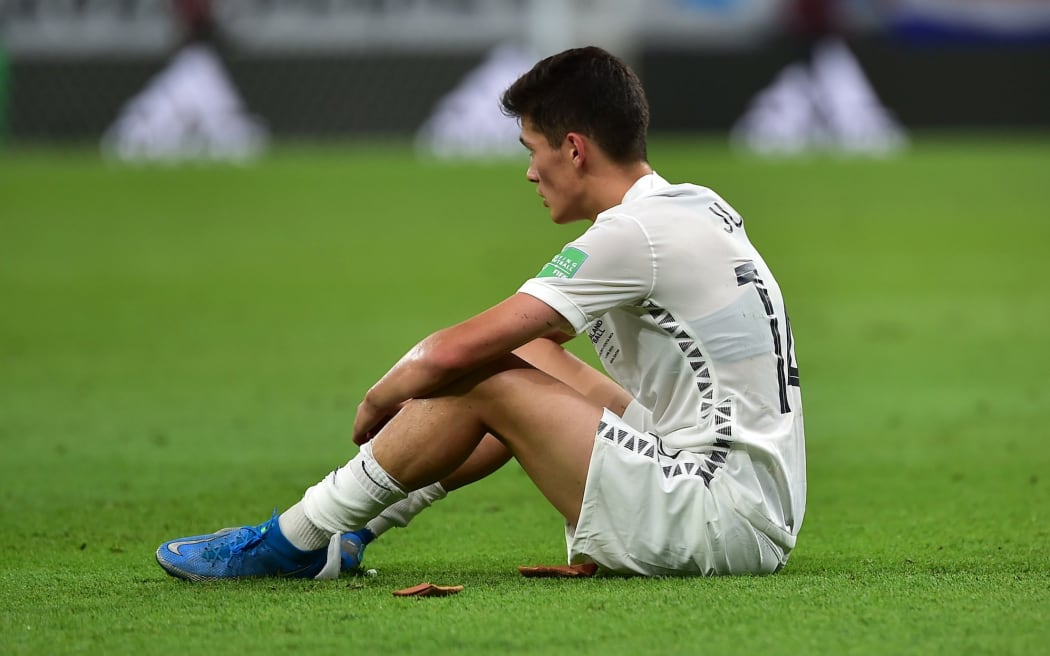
710, 202, 743, 233
735, 261, 799, 414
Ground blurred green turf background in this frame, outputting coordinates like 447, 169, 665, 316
1, 136, 1048, 654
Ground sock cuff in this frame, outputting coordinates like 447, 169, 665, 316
365, 481, 448, 537
420, 481, 447, 503
301, 443, 407, 535
352, 441, 407, 503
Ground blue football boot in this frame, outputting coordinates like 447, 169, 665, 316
156, 511, 327, 581
338, 528, 375, 571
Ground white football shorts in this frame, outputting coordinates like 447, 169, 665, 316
566, 408, 789, 576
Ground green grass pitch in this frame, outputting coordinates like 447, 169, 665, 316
1, 135, 1048, 654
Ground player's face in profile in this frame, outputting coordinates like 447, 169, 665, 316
519, 118, 585, 224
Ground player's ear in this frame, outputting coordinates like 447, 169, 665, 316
565, 132, 587, 168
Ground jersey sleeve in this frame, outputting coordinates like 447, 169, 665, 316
518, 213, 653, 334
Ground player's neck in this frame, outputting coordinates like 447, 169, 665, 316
584, 160, 653, 220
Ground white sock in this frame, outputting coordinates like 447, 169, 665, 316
365, 482, 447, 538
298, 442, 407, 544
278, 501, 330, 552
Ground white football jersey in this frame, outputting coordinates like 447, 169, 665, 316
519, 172, 806, 536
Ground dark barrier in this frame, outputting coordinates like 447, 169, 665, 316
7, 39, 1050, 141
643, 39, 1050, 131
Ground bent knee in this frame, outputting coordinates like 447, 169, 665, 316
450, 354, 554, 397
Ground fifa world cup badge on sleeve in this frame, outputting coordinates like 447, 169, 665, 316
538, 246, 588, 279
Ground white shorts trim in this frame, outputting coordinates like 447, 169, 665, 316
566, 409, 789, 576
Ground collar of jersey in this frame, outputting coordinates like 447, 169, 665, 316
621, 171, 670, 205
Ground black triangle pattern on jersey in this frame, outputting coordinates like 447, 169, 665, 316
597, 419, 660, 463
652, 400, 733, 487
597, 417, 733, 489
641, 300, 714, 420
603, 302, 736, 488
715, 401, 733, 437
598, 416, 728, 488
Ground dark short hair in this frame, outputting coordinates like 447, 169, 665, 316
501, 46, 649, 163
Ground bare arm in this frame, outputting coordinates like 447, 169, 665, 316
352, 293, 571, 444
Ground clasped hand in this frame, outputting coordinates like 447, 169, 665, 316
352, 398, 407, 446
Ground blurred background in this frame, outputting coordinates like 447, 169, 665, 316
2, 8, 1049, 650
1, 0, 1048, 159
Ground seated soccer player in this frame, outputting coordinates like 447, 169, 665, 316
156, 46, 806, 580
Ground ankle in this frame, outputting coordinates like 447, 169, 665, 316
278, 502, 331, 551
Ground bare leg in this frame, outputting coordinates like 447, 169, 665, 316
513, 338, 631, 417
299, 345, 627, 541
371, 354, 604, 525
440, 434, 511, 491
438, 338, 629, 492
